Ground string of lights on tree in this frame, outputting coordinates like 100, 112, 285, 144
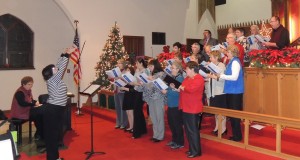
93, 22, 128, 90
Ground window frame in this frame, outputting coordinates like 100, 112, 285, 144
0, 14, 34, 70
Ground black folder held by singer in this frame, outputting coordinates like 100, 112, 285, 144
163, 75, 181, 89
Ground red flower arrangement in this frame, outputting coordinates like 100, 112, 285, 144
157, 45, 190, 63
163, 45, 170, 53
248, 47, 300, 68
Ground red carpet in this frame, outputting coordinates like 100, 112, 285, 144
19, 106, 296, 160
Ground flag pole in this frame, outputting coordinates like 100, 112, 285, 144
77, 41, 86, 115
74, 20, 83, 115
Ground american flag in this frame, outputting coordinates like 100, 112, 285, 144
70, 28, 81, 85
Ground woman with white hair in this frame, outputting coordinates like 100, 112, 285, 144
248, 25, 265, 51
206, 50, 227, 136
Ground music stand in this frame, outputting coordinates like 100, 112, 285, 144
79, 84, 105, 159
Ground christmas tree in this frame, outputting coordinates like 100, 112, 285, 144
93, 22, 128, 90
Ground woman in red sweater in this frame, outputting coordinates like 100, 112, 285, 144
179, 61, 204, 158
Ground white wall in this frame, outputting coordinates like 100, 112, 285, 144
0, 0, 272, 111
0, 0, 75, 111
184, 0, 272, 40
57, 0, 188, 103
184, 0, 219, 41
216, 0, 272, 26
59, 0, 188, 56
198, 10, 217, 39
184, 0, 200, 39
0, 0, 188, 110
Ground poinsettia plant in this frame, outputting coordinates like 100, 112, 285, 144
248, 48, 300, 68
157, 44, 190, 63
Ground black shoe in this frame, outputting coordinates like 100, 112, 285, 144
212, 130, 218, 135
222, 129, 228, 136
213, 129, 227, 136
152, 138, 161, 143
229, 136, 242, 142
124, 128, 132, 132
185, 151, 191, 155
187, 154, 200, 158
150, 138, 155, 141
170, 144, 184, 149
132, 135, 141, 139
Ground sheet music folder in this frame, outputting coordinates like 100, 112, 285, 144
163, 75, 181, 89
79, 84, 101, 96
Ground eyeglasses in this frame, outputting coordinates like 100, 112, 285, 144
52, 67, 59, 71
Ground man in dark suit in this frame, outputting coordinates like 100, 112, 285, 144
199, 30, 219, 49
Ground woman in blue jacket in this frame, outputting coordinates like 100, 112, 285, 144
162, 61, 184, 149
213, 44, 244, 142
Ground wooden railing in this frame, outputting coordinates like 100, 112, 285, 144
290, 37, 300, 49
202, 106, 300, 159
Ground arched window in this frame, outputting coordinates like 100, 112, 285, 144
0, 14, 34, 70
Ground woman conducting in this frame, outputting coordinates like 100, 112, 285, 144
41, 47, 75, 160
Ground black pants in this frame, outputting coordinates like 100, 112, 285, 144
132, 92, 147, 138
167, 107, 184, 146
43, 104, 65, 160
226, 93, 243, 141
183, 112, 201, 156
30, 106, 45, 139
